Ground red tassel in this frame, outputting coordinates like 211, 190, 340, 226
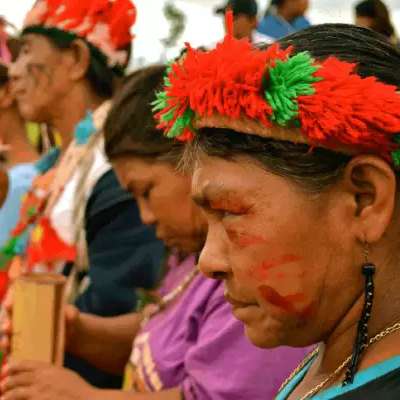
225, 9, 234, 38
26, 217, 77, 270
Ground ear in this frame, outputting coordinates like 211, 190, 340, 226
342, 155, 396, 244
65, 39, 91, 81
0, 82, 15, 109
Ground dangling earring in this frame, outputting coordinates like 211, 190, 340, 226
343, 243, 376, 386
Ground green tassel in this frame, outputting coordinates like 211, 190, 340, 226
167, 108, 195, 138
0, 236, 19, 270
392, 150, 400, 167
265, 51, 321, 126
391, 135, 400, 167
28, 206, 38, 218
152, 62, 174, 113
152, 91, 169, 112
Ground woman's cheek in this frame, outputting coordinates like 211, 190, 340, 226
235, 251, 316, 319
258, 284, 316, 319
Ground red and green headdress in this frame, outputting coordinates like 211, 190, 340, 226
154, 12, 400, 166
23, 0, 136, 73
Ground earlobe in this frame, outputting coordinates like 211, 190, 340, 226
67, 39, 91, 81
344, 156, 396, 244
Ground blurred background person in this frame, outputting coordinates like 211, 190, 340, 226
0, 61, 39, 249
215, 0, 273, 43
2, 0, 164, 390
355, 0, 398, 45
257, 0, 310, 40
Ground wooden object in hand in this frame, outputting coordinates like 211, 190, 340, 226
11, 273, 66, 366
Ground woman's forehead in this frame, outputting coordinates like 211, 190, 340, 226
191, 155, 269, 199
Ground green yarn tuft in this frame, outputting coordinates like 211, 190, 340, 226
265, 51, 321, 126
167, 108, 195, 138
153, 62, 197, 139
28, 207, 38, 218
391, 135, 400, 167
0, 236, 19, 270
152, 63, 173, 114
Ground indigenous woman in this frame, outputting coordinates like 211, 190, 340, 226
2, 0, 163, 388
0, 65, 309, 400
151, 17, 400, 400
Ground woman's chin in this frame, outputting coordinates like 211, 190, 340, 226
244, 323, 285, 349
18, 104, 45, 123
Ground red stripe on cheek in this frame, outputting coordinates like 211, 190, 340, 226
259, 285, 298, 313
250, 254, 302, 280
259, 286, 315, 319
259, 285, 312, 317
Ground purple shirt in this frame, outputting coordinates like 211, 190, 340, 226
129, 253, 310, 399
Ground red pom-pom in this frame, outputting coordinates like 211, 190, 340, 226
298, 57, 400, 157
160, 42, 293, 137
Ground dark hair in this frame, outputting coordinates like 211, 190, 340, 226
185, 24, 400, 192
355, 0, 395, 39
0, 64, 8, 87
25, 27, 129, 99
104, 64, 183, 164
0, 37, 21, 87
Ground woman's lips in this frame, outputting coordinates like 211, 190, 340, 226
224, 292, 258, 309
225, 293, 260, 323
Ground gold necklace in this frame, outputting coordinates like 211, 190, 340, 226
278, 321, 400, 400
140, 267, 199, 327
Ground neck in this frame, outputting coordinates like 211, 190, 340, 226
49, 84, 105, 150
0, 108, 38, 167
314, 270, 400, 382
289, 277, 400, 400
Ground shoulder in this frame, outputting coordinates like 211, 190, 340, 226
258, 14, 280, 30
292, 16, 311, 29
86, 169, 133, 217
8, 163, 37, 187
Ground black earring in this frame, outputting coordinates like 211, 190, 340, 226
343, 244, 376, 386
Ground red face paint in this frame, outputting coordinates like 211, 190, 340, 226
226, 229, 268, 248
259, 285, 312, 319
250, 254, 302, 280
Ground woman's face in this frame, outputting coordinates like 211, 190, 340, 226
192, 154, 362, 348
113, 156, 207, 254
9, 34, 72, 122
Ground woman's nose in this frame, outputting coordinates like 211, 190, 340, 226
198, 223, 230, 280
138, 198, 157, 226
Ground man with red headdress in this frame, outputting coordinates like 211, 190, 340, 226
1, 0, 164, 389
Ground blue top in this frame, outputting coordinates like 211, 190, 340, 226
257, 13, 311, 40
275, 353, 400, 399
0, 163, 37, 247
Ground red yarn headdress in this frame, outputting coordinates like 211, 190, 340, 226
154, 12, 400, 166
23, 0, 136, 69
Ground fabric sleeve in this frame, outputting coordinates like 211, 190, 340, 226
181, 288, 309, 400
0, 165, 36, 247
74, 170, 165, 317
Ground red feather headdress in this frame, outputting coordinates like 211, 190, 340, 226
154, 12, 400, 166
23, 0, 136, 69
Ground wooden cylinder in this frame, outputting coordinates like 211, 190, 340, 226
11, 273, 66, 366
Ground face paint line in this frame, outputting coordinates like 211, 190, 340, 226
249, 254, 302, 280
